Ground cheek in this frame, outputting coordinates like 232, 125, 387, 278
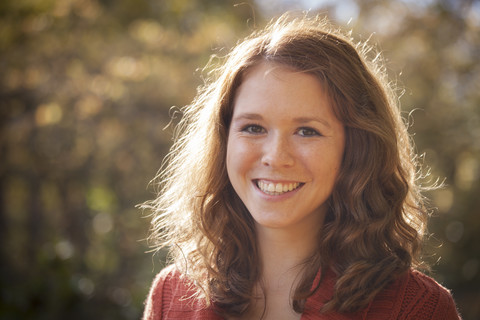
307, 147, 343, 180
226, 150, 235, 180
226, 137, 242, 180
226, 138, 257, 180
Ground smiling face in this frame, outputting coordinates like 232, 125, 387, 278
226, 62, 345, 234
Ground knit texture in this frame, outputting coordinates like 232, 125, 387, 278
143, 265, 461, 320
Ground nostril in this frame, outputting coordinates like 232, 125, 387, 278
261, 147, 295, 167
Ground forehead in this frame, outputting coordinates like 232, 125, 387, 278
234, 62, 327, 109
234, 60, 334, 104
232, 62, 342, 128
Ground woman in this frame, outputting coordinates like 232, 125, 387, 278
142, 13, 461, 319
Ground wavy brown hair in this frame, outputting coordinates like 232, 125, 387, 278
144, 13, 431, 317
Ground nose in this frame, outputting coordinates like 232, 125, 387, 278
261, 133, 295, 168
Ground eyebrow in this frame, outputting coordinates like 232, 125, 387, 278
232, 113, 263, 121
293, 116, 332, 129
232, 113, 332, 129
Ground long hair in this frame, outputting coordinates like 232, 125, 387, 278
145, 13, 430, 316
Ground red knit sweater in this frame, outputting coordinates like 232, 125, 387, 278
143, 265, 461, 319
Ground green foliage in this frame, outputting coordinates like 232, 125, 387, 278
365, 3, 480, 319
1, 0, 478, 319
0, 0, 253, 319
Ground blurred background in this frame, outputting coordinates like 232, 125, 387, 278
0, 0, 478, 319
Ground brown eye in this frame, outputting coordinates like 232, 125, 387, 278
298, 127, 320, 137
242, 125, 265, 134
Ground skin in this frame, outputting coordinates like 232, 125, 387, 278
226, 62, 345, 319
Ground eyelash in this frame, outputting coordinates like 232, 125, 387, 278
241, 124, 265, 134
297, 127, 321, 137
240, 125, 321, 137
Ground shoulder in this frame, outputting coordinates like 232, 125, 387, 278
142, 265, 221, 320
151, 264, 188, 296
367, 269, 462, 319
403, 269, 461, 319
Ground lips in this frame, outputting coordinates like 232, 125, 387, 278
255, 179, 303, 195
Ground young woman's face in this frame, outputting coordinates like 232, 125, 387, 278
226, 62, 345, 233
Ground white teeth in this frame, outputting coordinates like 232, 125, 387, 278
257, 180, 301, 195
267, 183, 275, 192
275, 184, 282, 193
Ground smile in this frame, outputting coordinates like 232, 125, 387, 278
255, 180, 303, 196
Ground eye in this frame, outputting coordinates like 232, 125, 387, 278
242, 124, 265, 134
297, 127, 321, 137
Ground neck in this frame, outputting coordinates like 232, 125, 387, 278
256, 217, 324, 292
